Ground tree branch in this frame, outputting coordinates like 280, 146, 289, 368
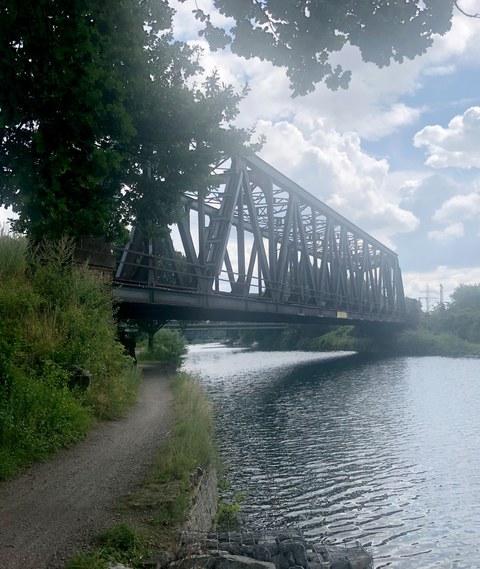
253, 0, 279, 40
454, 1, 480, 18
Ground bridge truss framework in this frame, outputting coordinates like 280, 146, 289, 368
114, 154, 406, 325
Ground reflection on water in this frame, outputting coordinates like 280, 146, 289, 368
183, 344, 480, 569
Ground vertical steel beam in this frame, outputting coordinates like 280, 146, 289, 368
242, 166, 272, 290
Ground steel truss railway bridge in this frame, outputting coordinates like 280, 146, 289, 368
113, 154, 408, 328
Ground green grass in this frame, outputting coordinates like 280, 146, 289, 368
65, 524, 150, 569
0, 232, 27, 279
129, 372, 215, 526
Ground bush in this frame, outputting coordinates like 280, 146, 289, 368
139, 329, 187, 366
394, 329, 480, 357
0, 236, 140, 479
0, 371, 92, 479
309, 326, 369, 352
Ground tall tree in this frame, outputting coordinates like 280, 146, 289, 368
0, 0, 253, 241
187, 0, 455, 95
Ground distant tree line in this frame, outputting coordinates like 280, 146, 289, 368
239, 284, 480, 357
420, 284, 480, 346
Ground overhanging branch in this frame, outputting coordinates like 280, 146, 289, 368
454, 1, 480, 18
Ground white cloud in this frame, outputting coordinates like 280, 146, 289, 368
404, 265, 480, 305
254, 120, 418, 246
171, 2, 480, 143
422, 64, 455, 77
428, 222, 464, 242
433, 192, 480, 222
414, 107, 480, 168
167, 1, 480, 279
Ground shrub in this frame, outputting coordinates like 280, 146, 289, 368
0, 370, 92, 478
0, 236, 140, 478
65, 524, 148, 569
309, 326, 369, 352
139, 329, 187, 366
395, 329, 480, 357
214, 493, 245, 530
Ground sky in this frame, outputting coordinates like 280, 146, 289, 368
169, 0, 480, 307
2, 1, 479, 308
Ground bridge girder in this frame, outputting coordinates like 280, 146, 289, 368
115, 154, 406, 324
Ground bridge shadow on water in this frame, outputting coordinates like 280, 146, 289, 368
235, 350, 394, 407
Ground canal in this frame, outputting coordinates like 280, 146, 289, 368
183, 344, 480, 569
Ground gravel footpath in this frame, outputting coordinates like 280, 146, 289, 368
0, 365, 174, 569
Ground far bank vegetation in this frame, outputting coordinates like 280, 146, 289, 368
237, 285, 480, 358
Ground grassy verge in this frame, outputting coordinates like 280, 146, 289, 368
0, 235, 140, 479
66, 370, 216, 569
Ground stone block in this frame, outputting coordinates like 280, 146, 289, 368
215, 554, 276, 569
279, 542, 308, 568
218, 542, 244, 556
270, 553, 290, 569
253, 545, 271, 562
143, 550, 172, 569
174, 555, 216, 569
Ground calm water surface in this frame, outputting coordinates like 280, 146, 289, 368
183, 344, 480, 569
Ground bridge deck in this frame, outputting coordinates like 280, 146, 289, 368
113, 281, 405, 328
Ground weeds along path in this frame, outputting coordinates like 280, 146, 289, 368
0, 365, 174, 569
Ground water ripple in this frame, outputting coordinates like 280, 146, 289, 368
183, 346, 480, 568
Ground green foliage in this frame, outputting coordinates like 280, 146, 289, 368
390, 284, 480, 357
0, 0, 255, 241
0, 232, 27, 279
214, 493, 245, 530
65, 524, 149, 569
0, 236, 140, 478
394, 329, 480, 357
450, 284, 480, 311
243, 324, 364, 352
189, 0, 454, 95
309, 326, 370, 352
139, 329, 187, 366
0, 372, 93, 479
415, 284, 480, 345
240, 325, 336, 350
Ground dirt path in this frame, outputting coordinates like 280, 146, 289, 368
0, 365, 174, 569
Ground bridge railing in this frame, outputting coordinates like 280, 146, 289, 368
114, 247, 405, 320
